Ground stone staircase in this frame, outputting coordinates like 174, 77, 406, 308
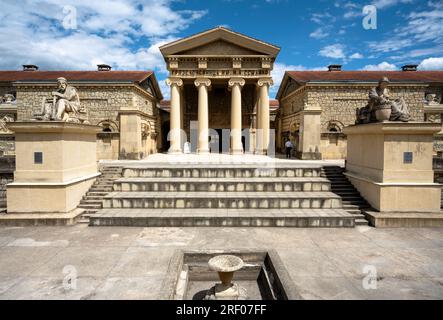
77, 166, 122, 223
89, 164, 356, 228
321, 166, 371, 226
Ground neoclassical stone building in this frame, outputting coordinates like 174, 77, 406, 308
276, 67, 443, 159
0, 66, 163, 160
159, 27, 280, 154
1, 27, 443, 163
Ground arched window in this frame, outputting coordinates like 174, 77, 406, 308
326, 120, 344, 133
97, 120, 119, 133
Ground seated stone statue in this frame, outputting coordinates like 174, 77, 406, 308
34, 77, 87, 123
356, 77, 410, 124
1, 94, 15, 104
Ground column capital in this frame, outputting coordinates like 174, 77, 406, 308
166, 77, 183, 87
257, 78, 274, 87
228, 77, 245, 88
194, 78, 211, 88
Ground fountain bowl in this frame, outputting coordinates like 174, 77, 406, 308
208, 255, 244, 273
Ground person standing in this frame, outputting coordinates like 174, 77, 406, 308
285, 139, 294, 159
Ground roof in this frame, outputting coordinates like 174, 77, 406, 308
0, 70, 153, 83
159, 26, 280, 57
285, 71, 443, 84
0, 70, 163, 100
276, 70, 443, 100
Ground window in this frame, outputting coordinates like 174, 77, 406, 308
34, 152, 43, 164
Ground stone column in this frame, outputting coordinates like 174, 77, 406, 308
194, 78, 211, 154
257, 78, 273, 154
229, 78, 245, 155
166, 77, 183, 154
255, 94, 261, 153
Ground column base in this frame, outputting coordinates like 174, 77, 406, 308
296, 151, 322, 160
197, 149, 210, 155
168, 150, 183, 155
254, 150, 267, 155
230, 149, 244, 155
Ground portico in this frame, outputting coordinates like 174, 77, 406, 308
159, 27, 280, 155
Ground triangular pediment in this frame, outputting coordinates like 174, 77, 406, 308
159, 27, 280, 57
176, 39, 264, 56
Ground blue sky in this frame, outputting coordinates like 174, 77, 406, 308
0, 0, 442, 97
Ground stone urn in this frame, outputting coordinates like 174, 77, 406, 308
375, 107, 391, 122
204, 255, 248, 300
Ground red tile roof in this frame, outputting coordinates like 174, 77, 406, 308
286, 71, 443, 83
0, 70, 153, 83
270, 99, 279, 107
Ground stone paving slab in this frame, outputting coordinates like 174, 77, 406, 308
0, 225, 442, 300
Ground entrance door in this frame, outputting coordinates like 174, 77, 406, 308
210, 129, 223, 153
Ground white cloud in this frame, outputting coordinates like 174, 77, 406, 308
366, 2, 443, 56
0, 0, 207, 72
372, 0, 413, 9
361, 61, 397, 71
418, 57, 443, 70
350, 53, 364, 59
310, 12, 336, 25
319, 44, 346, 59
310, 28, 329, 39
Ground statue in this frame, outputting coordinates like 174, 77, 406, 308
0, 115, 14, 133
1, 94, 16, 104
33, 77, 88, 123
356, 77, 410, 124
425, 93, 441, 105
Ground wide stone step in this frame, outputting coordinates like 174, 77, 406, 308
78, 203, 102, 209
344, 208, 363, 214
89, 208, 355, 228
343, 204, 370, 210
94, 183, 114, 187
96, 179, 115, 183
90, 187, 113, 192
355, 219, 369, 226
102, 191, 342, 209
87, 192, 109, 196
342, 200, 368, 206
83, 196, 104, 200
80, 199, 103, 205
122, 167, 323, 178
113, 177, 331, 192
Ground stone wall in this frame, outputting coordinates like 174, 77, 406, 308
15, 85, 159, 124
0, 135, 14, 156
279, 84, 429, 159
0, 155, 14, 208
12, 83, 160, 160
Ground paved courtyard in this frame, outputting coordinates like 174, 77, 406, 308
0, 225, 442, 300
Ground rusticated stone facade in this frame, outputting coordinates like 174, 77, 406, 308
15, 85, 159, 126
277, 70, 443, 160
0, 70, 163, 160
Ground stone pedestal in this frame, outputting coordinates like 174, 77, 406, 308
119, 111, 143, 160
5, 122, 101, 216
343, 122, 442, 226
296, 106, 322, 160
